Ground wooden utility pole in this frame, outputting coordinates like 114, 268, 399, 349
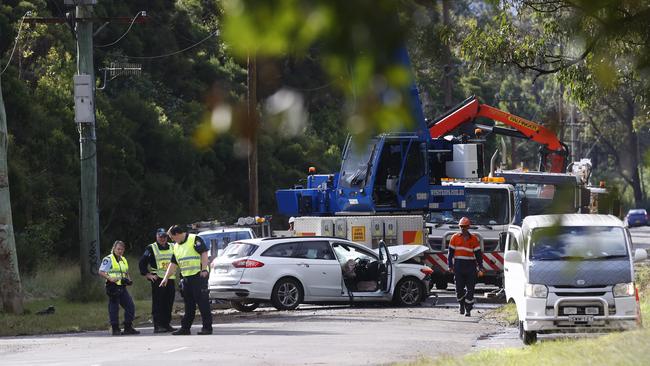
0, 77, 25, 314
23, 3, 145, 279
75, 2, 100, 277
247, 54, 259, 216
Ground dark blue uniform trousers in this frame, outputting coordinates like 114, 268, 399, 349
151, 278, 175, 327
108, 287, 135, 326
454, 260, 477, 311
181, 274, 213, 330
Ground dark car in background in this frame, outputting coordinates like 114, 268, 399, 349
625, 209, 648, 227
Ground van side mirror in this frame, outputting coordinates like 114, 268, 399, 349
498, 232, 508, 250
634, 248, 648, 262
504, 250, 522, 264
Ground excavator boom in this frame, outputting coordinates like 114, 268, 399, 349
428, 96, 569, 173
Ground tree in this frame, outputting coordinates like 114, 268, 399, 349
459, 0, 650, 206
0, 77, 24, 314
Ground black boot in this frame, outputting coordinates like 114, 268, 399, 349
154, 324, 167, 333
197, 327, 213, 335
122, 323, 140, 335
459, 300, 465, 315
465, 304, 472, 317
164, 324, 176, 332
172, 328, 191, 335
111, 324, 121, 336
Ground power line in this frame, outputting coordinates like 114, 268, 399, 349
95, 11, 145, 48
0, 12, 31, 76
122, 30, 219, 60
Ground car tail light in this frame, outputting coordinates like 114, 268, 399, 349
420, 267, 434, 275
232, 259, 265, 268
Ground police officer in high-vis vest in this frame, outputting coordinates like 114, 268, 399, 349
139, 228, 176, 333
447, 217, 484, 317
98, 240, 140, 336
160, 225, 212, 335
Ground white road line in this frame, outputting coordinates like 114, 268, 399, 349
245, 330, 258, 335
164, 347, 188, 354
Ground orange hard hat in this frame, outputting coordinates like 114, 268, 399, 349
459, 217, 471, 227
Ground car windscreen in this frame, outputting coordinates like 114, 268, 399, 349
629, 209, 647, 215
221, 242, 258, 259
529, 226, 628, 261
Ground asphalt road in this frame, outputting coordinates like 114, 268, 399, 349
629, 225, 650, 253
1, 227, 648, 366
0, 300, 512, 366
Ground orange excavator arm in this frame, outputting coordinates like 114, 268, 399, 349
428, 96, 569, 173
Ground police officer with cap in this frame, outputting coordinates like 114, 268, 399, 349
160, 225, 212, 335
447, 217, 484, 317
139, 228, 176, 333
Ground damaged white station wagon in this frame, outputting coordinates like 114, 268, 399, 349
208, 237, 432, 312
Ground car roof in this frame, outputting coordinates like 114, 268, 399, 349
230, 236, 361, 249
522, 214, 624, 231
198, 227, 254, 235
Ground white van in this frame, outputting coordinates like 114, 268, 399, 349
503, 214, 647, 344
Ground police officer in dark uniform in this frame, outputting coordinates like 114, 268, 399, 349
447, 217, 484, 317
139, 228, 176, 333
160, 225, 213, 335
99, 240, 140, 335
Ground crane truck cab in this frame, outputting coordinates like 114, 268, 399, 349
503, 214, 647, 345
425, 180, 515, 289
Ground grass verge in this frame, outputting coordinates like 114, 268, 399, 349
0, 298, 152, 337
400, 263, 650, 366
0, 258, 158, 337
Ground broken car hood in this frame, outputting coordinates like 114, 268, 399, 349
373, 245, 429, 263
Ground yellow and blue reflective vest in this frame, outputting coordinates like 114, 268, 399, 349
173, 234, 202, 277
104, 254, 129, 285
150, 242, 175, 279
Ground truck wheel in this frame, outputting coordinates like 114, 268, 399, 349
271, 278, 303, 310
435, 280, 448, 290
519, 320, 537, 345
230, 300, 260, 312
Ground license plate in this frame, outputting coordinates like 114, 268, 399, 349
568, 315, 594, 323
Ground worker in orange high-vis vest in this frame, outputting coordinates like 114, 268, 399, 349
447, 217, 483, 317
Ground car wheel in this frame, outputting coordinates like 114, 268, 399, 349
230, 300, 260, 312
271, 278, 303, 311
393, 277, 424, 306
519, 320, 537, 345
435, 280, 448, 290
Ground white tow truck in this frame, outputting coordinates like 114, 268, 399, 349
425, 180, 515, 289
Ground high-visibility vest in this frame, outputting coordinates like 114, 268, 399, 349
105, 254, 129, 285
173, 234, 202, 277
449, 233, 481, 261
150, 242, 175, 279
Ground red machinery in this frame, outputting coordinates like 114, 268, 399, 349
428, 96, 570, 173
